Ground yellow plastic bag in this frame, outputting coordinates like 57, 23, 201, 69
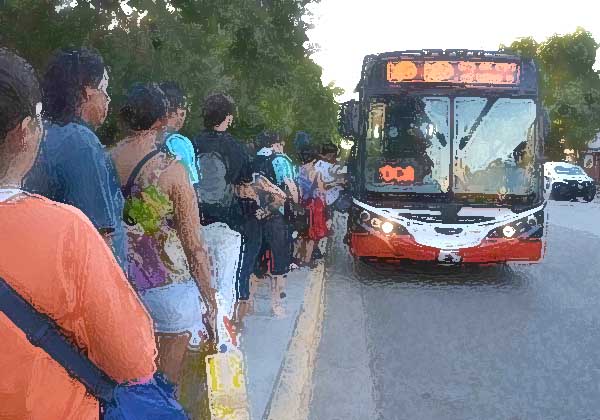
205, 347, 250, 420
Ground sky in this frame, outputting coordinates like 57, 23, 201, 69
306, 0, 600, 102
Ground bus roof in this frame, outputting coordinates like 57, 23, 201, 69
357, 49, 537, 96
365, 49, 523, 63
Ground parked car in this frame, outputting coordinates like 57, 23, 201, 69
544, 162, 596, 202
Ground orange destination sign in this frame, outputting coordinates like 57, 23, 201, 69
387, 60, 520, 85
379, 165, 415, 183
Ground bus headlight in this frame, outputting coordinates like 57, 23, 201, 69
371, 217, 408, 235
487, 209, 544, 240
351, 207, 410, 236
502, 225, 516, 238
381, 221, 394, 234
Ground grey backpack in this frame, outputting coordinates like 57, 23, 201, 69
196, 151, 233, 206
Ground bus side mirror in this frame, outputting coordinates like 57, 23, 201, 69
339, 100, 360, 139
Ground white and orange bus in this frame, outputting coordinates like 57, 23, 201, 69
340, 50, 547, 264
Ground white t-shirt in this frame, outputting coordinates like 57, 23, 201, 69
315, 160, 343, 205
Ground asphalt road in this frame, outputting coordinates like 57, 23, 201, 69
309, 200, 600, 420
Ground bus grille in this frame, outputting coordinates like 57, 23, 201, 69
398, 214, 495, 224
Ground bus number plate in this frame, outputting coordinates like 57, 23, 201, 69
438, 250, 462, 264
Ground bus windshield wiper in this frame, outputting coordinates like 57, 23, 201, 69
458, 98, 498, 150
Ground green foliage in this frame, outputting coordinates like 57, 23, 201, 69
0, 0, 341, 146
501, 28, 600, 160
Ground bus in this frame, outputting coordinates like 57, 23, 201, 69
340, 50, 547, 264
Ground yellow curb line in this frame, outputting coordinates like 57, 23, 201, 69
263, 262, 326, 420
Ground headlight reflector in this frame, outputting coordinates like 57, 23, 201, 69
352, 207, 411, 236
502, 225, 516, 238
486, 209, 545, 240
381, 221, 394, 234
360, 210, 371, 222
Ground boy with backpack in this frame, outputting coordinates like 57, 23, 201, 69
192, 94, 285, 332
253, 131, 300, 316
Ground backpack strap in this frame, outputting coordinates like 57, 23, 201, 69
122, 146, 167, 198
0, 276, 117, 403
308, 168, 320, 197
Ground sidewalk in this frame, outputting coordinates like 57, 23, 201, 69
243, 263, 325, 420
179, 263, 326, 420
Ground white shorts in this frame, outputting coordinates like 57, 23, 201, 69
139, 223, 242, 348
138, 278, 206, 347
200, 222, 242, 345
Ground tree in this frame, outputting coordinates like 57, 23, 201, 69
501, 28, 600, 160
0, 0, 341, 146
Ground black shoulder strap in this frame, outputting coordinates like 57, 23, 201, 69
310, 168, 320, 194
122, 147, 164, 198
0, 276, 117, 403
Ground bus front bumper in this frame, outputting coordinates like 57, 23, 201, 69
349, 233, 543, 263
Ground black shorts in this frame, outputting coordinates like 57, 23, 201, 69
261, 214, 293, 276
235, 217, 262, 301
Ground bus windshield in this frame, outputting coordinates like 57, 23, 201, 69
365, 96, 451, 194
453, 97, 537, 196
364, 96, 538, 199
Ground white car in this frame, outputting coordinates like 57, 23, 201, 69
544, 162, 596, 202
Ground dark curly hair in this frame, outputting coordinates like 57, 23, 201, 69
159, 81, 186, 113
119, 83, 168, 131
41, 47, 105, 125
255, 130, 282, 149
0, 48, 41, 142
299, 144, 318, 164
202, 93, 235, 129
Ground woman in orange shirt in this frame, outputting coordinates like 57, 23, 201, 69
0, 48, 157, 420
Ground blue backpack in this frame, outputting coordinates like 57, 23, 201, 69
271, 154, 296, 186
0, 276, 189, 420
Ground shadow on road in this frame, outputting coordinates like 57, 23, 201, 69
350, 258, 530, 289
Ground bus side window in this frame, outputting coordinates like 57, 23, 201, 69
367, 102, 386, 157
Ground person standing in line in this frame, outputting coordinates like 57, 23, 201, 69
0, 47, 157, 420
315, 142, 345, 210
159, 81, 199, 185
253, 131, 298, 317
314, 142, 346, 258
159, 83, 243, 349
24, 47, 127, 272
192, 94, 286, 335
110, 83, 215, 389
296, 144, 328, 266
